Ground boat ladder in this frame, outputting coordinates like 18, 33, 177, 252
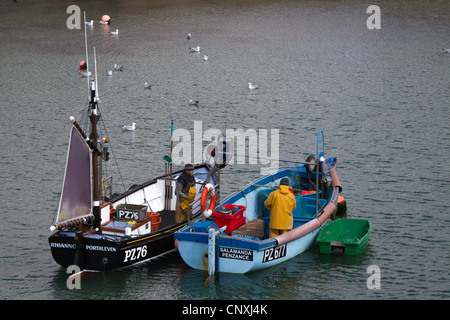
208, 226, 227, 276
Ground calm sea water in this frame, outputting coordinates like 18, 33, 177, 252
0, 0, 448, 301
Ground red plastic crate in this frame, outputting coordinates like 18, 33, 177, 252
213, 204, 246, 234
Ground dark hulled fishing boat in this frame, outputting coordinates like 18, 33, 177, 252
48, 43, 217, 271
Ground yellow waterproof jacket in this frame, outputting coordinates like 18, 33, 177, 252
176, 185, 196, 223
264, 185, 296, 230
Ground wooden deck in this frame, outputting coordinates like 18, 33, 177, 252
232, 218, 265, 240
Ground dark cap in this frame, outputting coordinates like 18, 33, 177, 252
184, 163, 194, 171
280, 178, 290, 186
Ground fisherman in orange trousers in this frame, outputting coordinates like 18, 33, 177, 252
264, 178, 296, 238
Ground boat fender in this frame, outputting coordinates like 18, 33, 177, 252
110, 204, 116, 219
201, 183, 216, 218
330, 168, 343, 193
335, 195, 347, 218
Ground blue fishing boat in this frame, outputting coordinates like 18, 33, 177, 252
174, 132, 343, 274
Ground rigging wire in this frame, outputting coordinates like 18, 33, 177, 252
97, 104, 126, 193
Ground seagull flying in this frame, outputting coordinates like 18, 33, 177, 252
248, 82, 259, 90
122, 122, 136, 131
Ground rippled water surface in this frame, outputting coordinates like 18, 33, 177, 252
0, 0, 449, 300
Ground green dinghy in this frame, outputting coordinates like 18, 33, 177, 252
317, 218, 372, 255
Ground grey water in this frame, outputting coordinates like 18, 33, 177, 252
0, 0, 448, 300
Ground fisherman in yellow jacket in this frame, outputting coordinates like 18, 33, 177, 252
176, 164, 197, 222
264, 178, 296, 238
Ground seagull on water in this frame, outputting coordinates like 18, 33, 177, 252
80, 71, 92, 78
248, 82, 259, 90
106, 70, 113, 76
110, 29, 119, 35
187, 33, 191, 40
189, 99, 199, 105
85, 20, 94, 27
114, 64, 123, 71
122, 122, 136, 131
203, 54, 209, 61
144, 82, 152, 89
190, 46, 200, 52
443, 49, 450, 54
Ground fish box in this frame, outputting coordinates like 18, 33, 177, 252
115, 204, 148, 222
213, 204, 246, 234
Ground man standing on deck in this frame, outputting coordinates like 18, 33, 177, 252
176, 164, 196, 222
264, 178, 296, 238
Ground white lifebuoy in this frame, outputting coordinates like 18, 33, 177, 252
201, 183, 216, 218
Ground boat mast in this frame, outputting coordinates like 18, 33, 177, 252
89, 64, 101, 230
84, 12, 101, 231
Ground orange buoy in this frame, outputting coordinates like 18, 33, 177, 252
101, 15, 111, 23
336, 195, 347, 217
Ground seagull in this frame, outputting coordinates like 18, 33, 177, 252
248, 82, 259, 90
110, 29, 119, 35
106, 70, 113, 76
203, 54, 209, 61
189, 99, 199, 105
189, 46, 200, 52
144, 82, 152, 89
80, 71, 92, 78
187, 33, 191, 40
114, 64, 123, 71
443, 49, 450, 54
122, 122, 136, 131
85, 20, 94, 27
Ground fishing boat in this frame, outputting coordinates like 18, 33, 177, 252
48, 20, 218, 271
174, 132, 343, 275
316, 218, 372, 256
